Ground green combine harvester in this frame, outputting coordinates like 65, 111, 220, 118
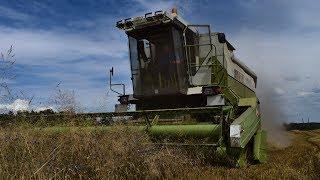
103, 8, 266, 167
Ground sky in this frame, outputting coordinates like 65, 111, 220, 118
0, 0, 318, 122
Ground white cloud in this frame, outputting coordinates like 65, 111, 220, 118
287, 1, 320, 29
0, 26, 127, 66
0, 98, 56, 113
134, 0, 176, 12
35, 106, 54, 112
297, 91, 314, 97
0, 99, 29, 112
274, 87, 286, 96
0, 6, 32, 21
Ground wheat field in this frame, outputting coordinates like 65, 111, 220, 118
0, 125, 319, 179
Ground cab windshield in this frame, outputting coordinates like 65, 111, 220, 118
128, 25, 186, 97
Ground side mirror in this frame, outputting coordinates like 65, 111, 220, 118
110, 67, 114, 76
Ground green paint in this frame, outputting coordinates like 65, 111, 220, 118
236, 148, 248, 167
211, 56, 227, 86
231, 106, 261, 148
33, 124, 221, 141
227, 75, 256, 99
238, 97, 258, 107
148, 124, 221, 140
254, 130, 267, 163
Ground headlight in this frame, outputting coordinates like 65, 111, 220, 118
145, 12, 154, 21
124, 18, 133, 28
116, 20, 124, 29
154, 10, 164, 19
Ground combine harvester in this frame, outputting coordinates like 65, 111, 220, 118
92, 9, 266, 167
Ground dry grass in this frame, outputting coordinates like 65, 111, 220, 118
0, 126, 319, 179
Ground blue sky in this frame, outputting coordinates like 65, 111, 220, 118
0, 0, 319, 122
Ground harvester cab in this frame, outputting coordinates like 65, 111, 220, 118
109, 8, 267, 167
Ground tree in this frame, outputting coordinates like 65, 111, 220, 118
53, 86, 79, 113
0, 45, 15, 103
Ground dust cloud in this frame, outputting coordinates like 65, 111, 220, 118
257, 75, 292, 147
